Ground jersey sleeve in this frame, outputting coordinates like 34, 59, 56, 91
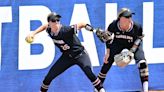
63, 24, 78, 36
134, 23, 144, 39
138, 25, 143, 37
70, 24, 78, 34
106, 21, 116, 48
106, 41, 111, 48
107, 20, 116, 33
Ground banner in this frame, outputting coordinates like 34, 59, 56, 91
0, 0, 164, 92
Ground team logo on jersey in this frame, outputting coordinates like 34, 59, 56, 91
115, 34, 133, 42
52, 39, 65, 44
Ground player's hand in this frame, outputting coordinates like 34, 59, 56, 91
25, 33, 35, 44
104, 53, 110, 64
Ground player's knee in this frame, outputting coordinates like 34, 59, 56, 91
137, 60, 149, 77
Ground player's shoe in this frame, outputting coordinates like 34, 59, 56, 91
94, 88, 106, 92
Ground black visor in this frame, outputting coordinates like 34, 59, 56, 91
47, 12, 61, 22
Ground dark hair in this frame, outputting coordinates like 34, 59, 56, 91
47, 12, 61, 22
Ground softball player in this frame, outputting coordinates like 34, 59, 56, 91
97, 8, 149, 92
25, 12, 105, 92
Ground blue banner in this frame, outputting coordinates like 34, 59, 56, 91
0, 0, 164, 92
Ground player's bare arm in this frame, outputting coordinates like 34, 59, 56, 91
76, 22, 86, 30
25, 24, 48, 43
76, 22, 94, 32
33, 24, 48, 35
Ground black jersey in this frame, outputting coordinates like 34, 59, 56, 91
106, 20, 143, 49
46, 25, 84, 57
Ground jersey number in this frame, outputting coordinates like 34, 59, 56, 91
61, 44, 70, 50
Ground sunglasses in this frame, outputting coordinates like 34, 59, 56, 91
51, 19, 60, 22
124, 15, 132, 18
